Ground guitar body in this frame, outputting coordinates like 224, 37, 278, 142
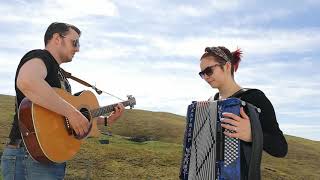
19, 88, 100, 164
88, 117, 101, 137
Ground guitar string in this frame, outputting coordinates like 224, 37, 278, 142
72, 101, 131, 117
78, 109, 113, 117
100, 89, 125, 101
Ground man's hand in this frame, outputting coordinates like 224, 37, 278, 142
107, 103, 125, 125
67, 109, 90, 136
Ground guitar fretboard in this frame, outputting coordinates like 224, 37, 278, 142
90, 100, 132, 118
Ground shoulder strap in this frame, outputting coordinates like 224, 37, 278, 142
243, 103, 263, 180
233, 88, 262, 99
231, 88, 251, 98
60, 68, 102, 94
213, 88, 257, 100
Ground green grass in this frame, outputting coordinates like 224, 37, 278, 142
105, 109, 186, 144
0, 95, 15, 147
66, 135, 182, 179
261, 135, 320, 180
1, 94, 320, 180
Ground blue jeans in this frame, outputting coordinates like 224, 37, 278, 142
1, 146, 66, 180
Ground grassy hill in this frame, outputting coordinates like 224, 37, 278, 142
0, 94, 319, 179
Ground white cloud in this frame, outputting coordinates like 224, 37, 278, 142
77, 27, 320, 62
0, 0, 118, 24
176, 0, 242, 17
233, 8, 292, 25
305, 0, 320, 5
145, 28, 320, 58
42, 0, 118, 19
0, 0, 320, 141
209, 0, 241, 11
281, 124, 320, 141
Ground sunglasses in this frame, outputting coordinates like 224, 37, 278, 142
198, 64, 221, 79
60, 35, 80, 48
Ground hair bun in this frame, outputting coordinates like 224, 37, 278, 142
232, 48, 242, 72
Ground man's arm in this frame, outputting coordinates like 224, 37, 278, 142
17, 58, 89, 136
96, 103, 125, 126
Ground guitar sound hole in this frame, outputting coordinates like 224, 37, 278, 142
72, 108, 92, 140
80, 108, 91, 122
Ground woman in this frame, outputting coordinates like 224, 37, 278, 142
199, 46, 288, 179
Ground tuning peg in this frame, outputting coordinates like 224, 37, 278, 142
126, 95, 136, 109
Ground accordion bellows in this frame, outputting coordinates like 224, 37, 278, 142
180, 98, 263, 180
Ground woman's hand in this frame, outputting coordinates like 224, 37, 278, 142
220, 107, 252, 142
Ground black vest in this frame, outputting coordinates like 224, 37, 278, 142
9, 49, 71, 142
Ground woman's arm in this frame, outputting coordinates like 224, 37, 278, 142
243, 90, 288, 157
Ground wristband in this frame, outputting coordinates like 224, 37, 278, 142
104, 116, 108, 126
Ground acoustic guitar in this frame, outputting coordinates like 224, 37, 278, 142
18, 88, 136, 164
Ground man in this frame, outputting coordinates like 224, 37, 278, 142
1, 22, 124, 179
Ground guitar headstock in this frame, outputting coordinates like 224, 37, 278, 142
127, 95, 136, 109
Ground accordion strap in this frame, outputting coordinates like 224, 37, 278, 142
213, 88, 259, 100
236, 89, 263, 180
243, 103, 263, 180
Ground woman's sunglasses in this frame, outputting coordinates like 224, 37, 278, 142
198, 64, 221, 79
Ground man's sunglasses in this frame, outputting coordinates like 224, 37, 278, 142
60, 35, 80, 48
198, 64, 221, 79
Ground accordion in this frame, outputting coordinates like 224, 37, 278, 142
180, 98, 263, 180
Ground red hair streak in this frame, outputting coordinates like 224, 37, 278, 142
232, 48, 242, 72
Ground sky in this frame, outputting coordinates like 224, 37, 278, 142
0, 0, 319, 141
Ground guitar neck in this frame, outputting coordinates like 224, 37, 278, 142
90, 100, 131, 118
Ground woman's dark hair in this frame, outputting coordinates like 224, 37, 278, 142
200, 46, 242, 76
44, 22, 81, 46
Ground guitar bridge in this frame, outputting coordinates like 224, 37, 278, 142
64, 117, 73, 135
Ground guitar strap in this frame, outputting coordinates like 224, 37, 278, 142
60, 68, 102, 95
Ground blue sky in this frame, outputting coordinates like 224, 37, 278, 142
0, 0, 319, 141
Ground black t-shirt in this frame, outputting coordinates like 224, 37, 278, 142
9, 49, 71, 142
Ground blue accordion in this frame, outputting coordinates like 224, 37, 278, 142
180, 98, 245, 180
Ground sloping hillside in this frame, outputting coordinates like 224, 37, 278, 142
0, 94, 319, 180
106, 109, 186, 144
